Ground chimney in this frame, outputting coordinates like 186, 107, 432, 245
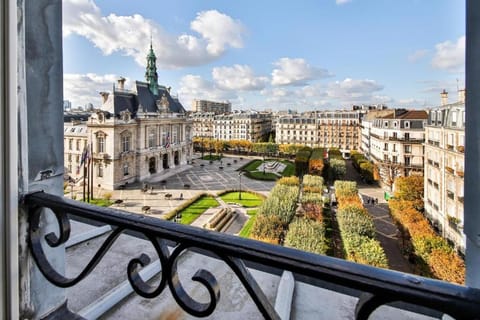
458, 88, 466, 104
117, 77, 126, 90
99, 91, 109, 103
441, 89, 448, 106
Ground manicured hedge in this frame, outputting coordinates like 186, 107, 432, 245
278, 176, 300, 186
295, 147, 312, 176
303, 175, 324, 188
389, 199, 465, 284
334, 181, 388, 268
257, 184, 299, 225
163, 192, 211, 220
285, 218, 328, 255
308, 148, 325, 175
351, 151, 375, 183
250, 214, 283, 244
334, 180, 358, 199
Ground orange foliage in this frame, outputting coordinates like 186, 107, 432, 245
429, 249, 465, 285
308, 158, 324, 174
337, 196, 362, 209
303, 202, 323, 223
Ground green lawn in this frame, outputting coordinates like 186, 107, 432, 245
220, 192, 264, 207
241, 159, 295, 181
83, 198, 114, 207
202, 154, 222, 161
239, 209, 258, 238
176, 195, 219, 225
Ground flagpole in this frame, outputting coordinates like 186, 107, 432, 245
83, 161, 86, 202
90, 141, 94, 200
86, 158, 90, 202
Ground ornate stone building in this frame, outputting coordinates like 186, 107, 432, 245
424, 90, 466, 253
65, 45, 192, 190
275, 110, 362, 154
368, 109, 427, 189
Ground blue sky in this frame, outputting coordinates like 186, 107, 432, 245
63, 0, 465, 111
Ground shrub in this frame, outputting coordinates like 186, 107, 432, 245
103, 192, 112, 200
285, 218, 328, 255
303, 174, 324, 188
308, 148, 325, 175
295, 148, 312, 176
429, 249, 465, 284
302, 202, 323, 222
278, 176, 300, 186
329, 159, 346, 180
343, 233, 388, 268
388, 199, 465, 284
334, 180, 358, 198
337, 205, 376, 238
335, 188, 388, 268
163, 192, 210, 220
257, 184, 299, 225
250, 214, 283, 243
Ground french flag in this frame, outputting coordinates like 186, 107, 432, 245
165, 132, 170, 148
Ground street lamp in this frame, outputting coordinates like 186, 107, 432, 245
238, 172, 244, 200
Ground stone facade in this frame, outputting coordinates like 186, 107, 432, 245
214, 111, 273, 142
192, 99, 232, 114
64, 45, 193, 190
275, 110, 362, 153
368, 110, 427, 189
424, 90, 466, 253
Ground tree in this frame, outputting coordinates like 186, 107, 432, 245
330, 158, 346, 181
394, 175, 424, 211
377, 161, 403, 191
214, 140, 224, 156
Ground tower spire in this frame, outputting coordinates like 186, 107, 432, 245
145, 41, 158, 95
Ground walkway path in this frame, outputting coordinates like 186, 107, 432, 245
344, 160, 412, 273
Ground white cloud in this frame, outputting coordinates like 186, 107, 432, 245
326, 78, 385, 104
190, 10, 245, 56
431, 36, 465, 72
177, 74, 236, 109
64, 73, 126, 108
408, 49, 429, 63
212, 65, 268, 91
336, 0, 352, 4
63, 0, 245, 68
271, 58, 332, 86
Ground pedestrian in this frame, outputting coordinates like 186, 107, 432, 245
180, 193, 183, 200
375, 198, 378, 205
366, 198, 370, 205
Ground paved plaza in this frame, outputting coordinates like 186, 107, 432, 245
71, 154, 275, 220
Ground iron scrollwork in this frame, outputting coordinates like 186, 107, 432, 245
25, 192, 480, 320
27, 193, 279, 318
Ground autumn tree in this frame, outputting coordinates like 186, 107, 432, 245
394, 175, 424, 211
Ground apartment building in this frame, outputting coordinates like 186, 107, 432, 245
275, 110, 362, 153
368, 109, 427, 188
214, 111, 273, 142
424, 90, 466, 253
192, 99, 232, 114
190, 112, 215, 139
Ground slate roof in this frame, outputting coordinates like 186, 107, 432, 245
379, 110, 427, 120
111, 81, 186, 117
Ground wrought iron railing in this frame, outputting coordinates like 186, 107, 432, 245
24, 192, 480, 319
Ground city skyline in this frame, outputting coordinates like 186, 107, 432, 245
63, 0, 465, 111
